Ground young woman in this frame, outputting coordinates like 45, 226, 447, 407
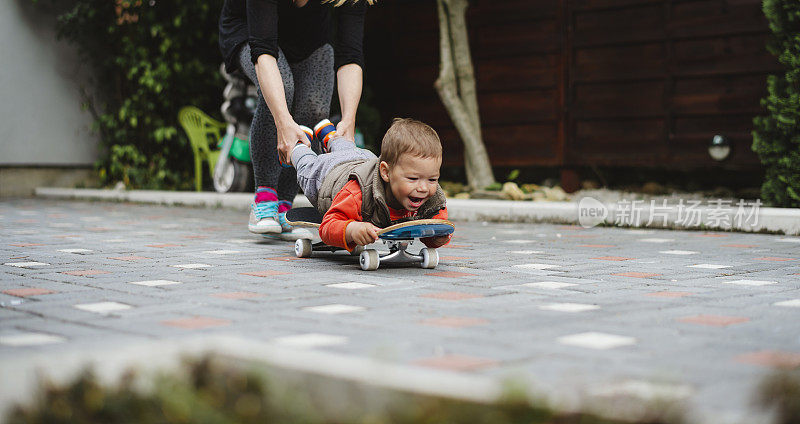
219, 0, 369, 236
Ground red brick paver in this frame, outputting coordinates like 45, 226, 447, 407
161, 316, 231, 329
735, 350, 800, 369
677, 315, 750, 327
3, 288, 56, 297
108, 256, 151, 261
420, 292, 484, 301
414, 354, 498, 371
267, 256, 304, 262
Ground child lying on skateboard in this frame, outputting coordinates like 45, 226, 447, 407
288, 118, 452, 252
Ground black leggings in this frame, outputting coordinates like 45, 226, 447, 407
237, 43, 334, 201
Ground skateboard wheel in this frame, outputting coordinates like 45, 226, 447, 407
421, 248, 439, 269
350, 245, 364, 256
359, 249, 379, 271
295, 238, 312, 258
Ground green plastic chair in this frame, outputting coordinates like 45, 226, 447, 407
178, 106, 226, 191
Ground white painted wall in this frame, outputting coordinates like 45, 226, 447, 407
0, 1, 98, 166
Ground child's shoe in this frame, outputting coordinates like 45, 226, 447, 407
313, 119, 336, 153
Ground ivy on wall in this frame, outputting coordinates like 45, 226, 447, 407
35, 0, 224, 189
753, 0, 800, 207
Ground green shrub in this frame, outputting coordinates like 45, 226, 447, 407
752, 0, 800, 207
34, 0, 224, 189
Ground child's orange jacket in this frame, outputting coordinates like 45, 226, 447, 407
319, 180, 450, 251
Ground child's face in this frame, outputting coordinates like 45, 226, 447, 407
379, 153, 441, 212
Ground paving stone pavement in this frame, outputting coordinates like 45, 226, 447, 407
1, 198, 799, 423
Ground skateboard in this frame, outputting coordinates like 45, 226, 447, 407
285, 207, 455, 271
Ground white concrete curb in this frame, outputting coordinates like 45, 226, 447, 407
35, 187, 800, 235
0, 336, 504, 419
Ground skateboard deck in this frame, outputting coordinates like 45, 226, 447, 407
286, 207, 455, 270
285, 207, 455, 239
284, 206, 325, 228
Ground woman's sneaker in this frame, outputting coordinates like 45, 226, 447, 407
248, 201, 281, 234
314, 119, 336, 153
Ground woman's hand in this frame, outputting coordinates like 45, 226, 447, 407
335, 119, 356, 142
345, 221, 380, 247
276, 119, 310, 165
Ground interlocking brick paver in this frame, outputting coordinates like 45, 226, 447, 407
419, 316, 489, 328
239, 270, 290, 277
61, 270, 111, 276
645, 291, 694, 298
591, 256, 633, 261
420, 292, 484, 301
128, 279, 181, 287
2, 198, 798, 424
735, 350, 800, 369
414, 354, 498, 371
211, 292, 265, 300
677, 315, 750, 327
611, 272, 662, 278
0, 332, 66, 346
272, 333, 348, 348
424, 271, 478, 278
161, 316, 231, 329
3, 288, 56, 297
557, 332, 637, 350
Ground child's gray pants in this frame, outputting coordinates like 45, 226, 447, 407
291, 137, 377, 207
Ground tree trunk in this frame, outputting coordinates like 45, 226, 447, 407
434, 0, 495, 190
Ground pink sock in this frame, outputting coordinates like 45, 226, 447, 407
278, 200, 292, 214
255, 187, 277, 203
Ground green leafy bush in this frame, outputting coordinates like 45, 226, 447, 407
752, 0, 800, 207
35, 0, 224, 189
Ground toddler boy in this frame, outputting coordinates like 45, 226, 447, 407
290, 118, 450, 251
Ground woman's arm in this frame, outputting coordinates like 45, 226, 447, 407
247, 0, 308, 164
254, 54, 310, 164
333, 1, 367, 141
335, 64, 363, 141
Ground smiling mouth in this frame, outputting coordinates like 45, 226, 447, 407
408, 196, 424, 207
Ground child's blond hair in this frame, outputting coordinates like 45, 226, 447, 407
380, 118, 442, 166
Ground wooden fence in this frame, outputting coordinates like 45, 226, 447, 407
363, 0, 780, 174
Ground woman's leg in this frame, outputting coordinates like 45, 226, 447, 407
238, 44, 295, 233
277, 44, 335, 210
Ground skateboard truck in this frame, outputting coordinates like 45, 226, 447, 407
294, 238, 438, 271
358, 239, 438, 271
